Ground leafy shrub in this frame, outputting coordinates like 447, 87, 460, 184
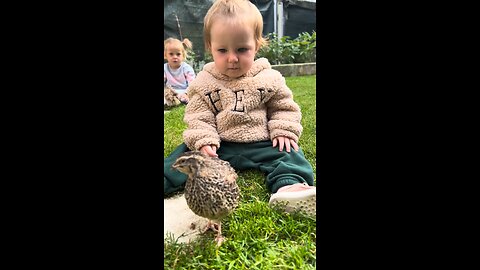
185, 31, 316, 73
188, 51, 213, 74
257, 31, 316, 65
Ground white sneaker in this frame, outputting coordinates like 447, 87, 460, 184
269, 183, 316, 218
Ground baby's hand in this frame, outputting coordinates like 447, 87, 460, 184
177, 93, 189, 103
200, 145, 218, 157
272, 136, 299, 153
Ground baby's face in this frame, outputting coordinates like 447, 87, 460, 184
209, 21, 257, 78
164, 45, 184, 69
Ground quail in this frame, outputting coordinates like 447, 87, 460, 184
164, 86, 181, 107
172, 151, 240, 246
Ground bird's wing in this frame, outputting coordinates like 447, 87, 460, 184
214, 159, 238, 183
225, 171, 237, 183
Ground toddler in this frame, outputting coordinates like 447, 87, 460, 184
164, 0, 316, 218
164, 38, 196, 106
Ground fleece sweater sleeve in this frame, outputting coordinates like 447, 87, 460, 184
261, 71, 303, 143
182, 75, 221, 151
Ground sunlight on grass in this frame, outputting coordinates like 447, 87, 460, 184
164, 75, 316, 269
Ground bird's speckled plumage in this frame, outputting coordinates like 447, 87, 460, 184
172, 151, 239, 245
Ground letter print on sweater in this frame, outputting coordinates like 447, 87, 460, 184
205, 89, 222, 112
257, 87, 274, 102
233, 89, 244, 112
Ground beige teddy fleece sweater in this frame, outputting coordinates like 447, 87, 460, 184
183, 58, 303, 151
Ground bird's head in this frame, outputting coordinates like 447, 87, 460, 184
171, 151, 208, 176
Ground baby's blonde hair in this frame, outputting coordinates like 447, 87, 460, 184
164, 38, 193, 59
203, 0, 267, 52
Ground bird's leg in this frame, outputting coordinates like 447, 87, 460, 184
202, 220, 219, 234
214, 222, 225, 246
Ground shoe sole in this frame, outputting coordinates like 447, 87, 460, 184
269, 189, 316, 218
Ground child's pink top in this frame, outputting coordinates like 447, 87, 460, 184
164, 63, 196, 95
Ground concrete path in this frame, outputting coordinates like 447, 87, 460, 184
164, 194, 210, 244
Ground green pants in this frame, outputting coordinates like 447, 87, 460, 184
164, 140, 314, 195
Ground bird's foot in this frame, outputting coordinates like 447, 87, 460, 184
214, 235, 226, 246
202, 220, 220, 234
210, 223, 220, 232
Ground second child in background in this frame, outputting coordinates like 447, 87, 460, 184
164, 38, 196, 107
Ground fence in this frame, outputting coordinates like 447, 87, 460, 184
163, 0, 316, 61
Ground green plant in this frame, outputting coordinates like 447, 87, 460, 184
185, 48, 196, 65
203, 51, 213, 63
186, 31, 316, 72
257, 31, 316, 65
188, 51, 214, 74
185, 48, 201, 72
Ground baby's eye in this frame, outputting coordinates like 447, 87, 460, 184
217, 49, 227, 53
176, 53, 181, 56
169, 53, 174, 56
238, 48, 248, 52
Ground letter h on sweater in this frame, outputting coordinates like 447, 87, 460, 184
205, 89, 222, 112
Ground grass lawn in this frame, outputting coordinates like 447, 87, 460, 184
164, 75, 316, 269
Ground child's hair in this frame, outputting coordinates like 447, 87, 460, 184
164, 38, 193, 59
203, 0, 267, 52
